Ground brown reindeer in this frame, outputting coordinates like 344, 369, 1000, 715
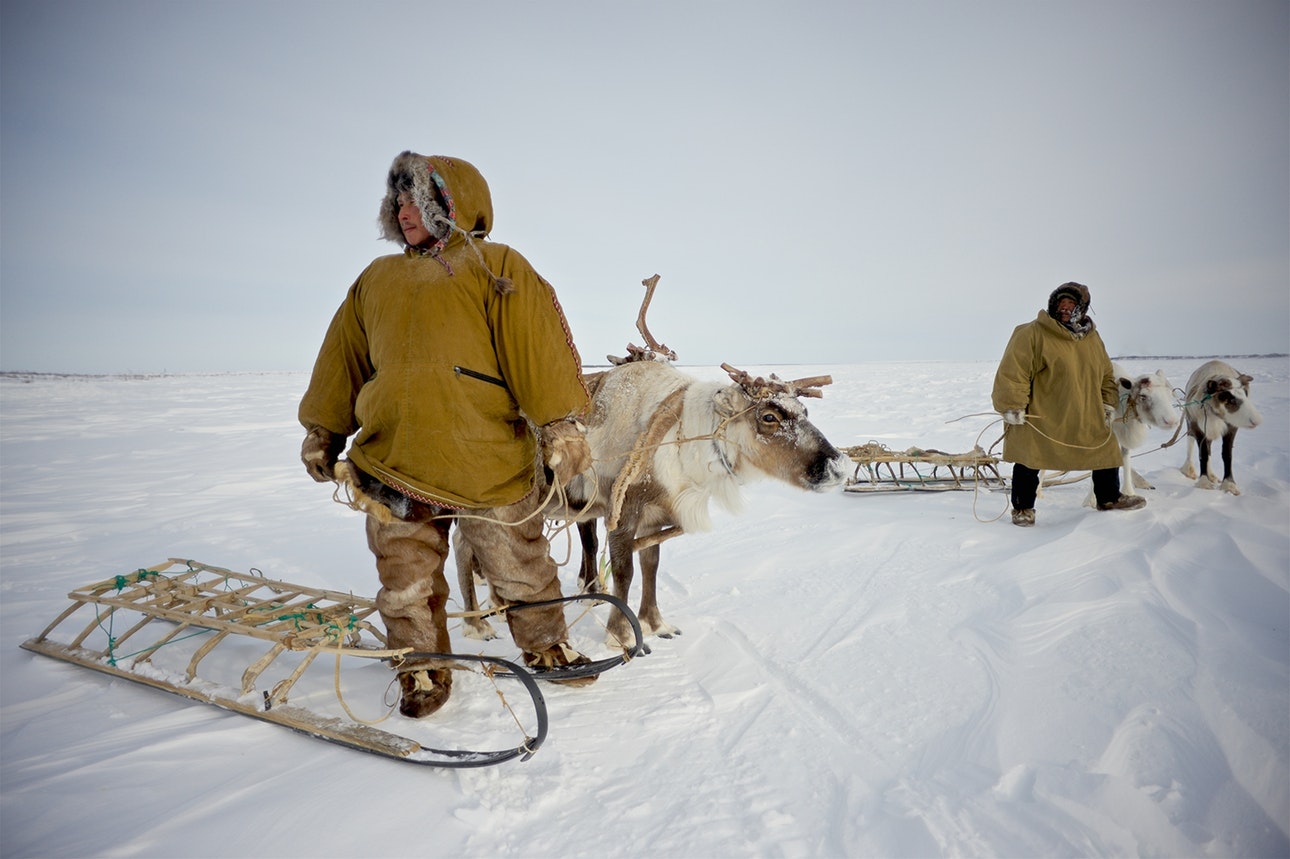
456, 358, 849, 648
1180, 360, 1263, 495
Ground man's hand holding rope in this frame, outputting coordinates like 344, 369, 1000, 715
540, 418, 592, 488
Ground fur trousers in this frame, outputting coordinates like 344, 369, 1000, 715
359, 470, 570, 668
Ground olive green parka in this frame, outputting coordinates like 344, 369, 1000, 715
298, 155, 589, 509
991, 310, 1122, 471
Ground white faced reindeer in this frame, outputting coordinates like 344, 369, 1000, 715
1179, 360, 1263, 495
456, 359, 849, 648
1098, 363, 1182, 500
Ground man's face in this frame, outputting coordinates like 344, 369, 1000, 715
397, 194, 433, 247
1055, 296, 1077, 324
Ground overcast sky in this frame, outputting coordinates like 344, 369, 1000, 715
2, 0, 1286, 374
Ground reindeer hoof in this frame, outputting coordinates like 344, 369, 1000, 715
1220, 479, 1241, 496
606, 629, 647, 655
1195, 476, 1217, 490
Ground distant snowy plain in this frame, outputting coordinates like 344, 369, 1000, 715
1, 357, 1287, 858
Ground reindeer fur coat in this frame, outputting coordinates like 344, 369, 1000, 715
992, 310, 1122, 471
299, 154, 588, 509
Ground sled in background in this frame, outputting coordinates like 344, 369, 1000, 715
842, 442, 1007, 493
21, 559, 642, 767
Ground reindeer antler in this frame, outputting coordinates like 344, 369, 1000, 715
721, 362, 833, 399
634, 274, 676, 360
608, 274, 678, 365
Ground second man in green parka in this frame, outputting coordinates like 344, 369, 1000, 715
992, 282, 1147, 527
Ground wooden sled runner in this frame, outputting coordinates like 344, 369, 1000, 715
21, 559, 642, 767
842, 442, 1007, 493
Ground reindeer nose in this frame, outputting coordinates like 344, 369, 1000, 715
812, 451, 849, 489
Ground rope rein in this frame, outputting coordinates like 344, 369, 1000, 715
965, 383, 1208, 502
329, 383, 758, 543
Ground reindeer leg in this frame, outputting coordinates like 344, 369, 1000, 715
605, 521, 641, 651
636, 543, 679, 638
1219, 427, 1241, 495
577, 520, 602, 594
1180, 433, 1198, 479
1121, 447, 1155, 492
453, 533, 497, 640
1194, 431, 1217, 490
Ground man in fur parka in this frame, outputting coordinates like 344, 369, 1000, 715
299, 152, 594, 717
992, 282, 1146, 527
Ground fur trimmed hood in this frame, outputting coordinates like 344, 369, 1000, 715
1047, 281, 1094, 336
378, 152, 495, 253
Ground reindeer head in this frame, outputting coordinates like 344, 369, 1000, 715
716, 363, 847, 490
1205, 374, 1263, 429
1118, 369, 1180, 430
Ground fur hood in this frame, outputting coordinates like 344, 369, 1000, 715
377, 152, 495, 253
1047, 281, 1095, 336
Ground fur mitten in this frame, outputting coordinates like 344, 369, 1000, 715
301, 427, 346, 482
540, 419, 591, 487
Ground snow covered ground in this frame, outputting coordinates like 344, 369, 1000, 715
2, 357, 1286, 858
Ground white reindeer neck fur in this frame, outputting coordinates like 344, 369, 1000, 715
653, 379, 753, 533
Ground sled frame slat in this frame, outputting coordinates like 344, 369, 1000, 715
843, 443, 1008, 493
45, 559, 386, 653
17, 559, 595, 767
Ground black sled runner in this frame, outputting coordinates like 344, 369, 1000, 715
20, 559, 644, 768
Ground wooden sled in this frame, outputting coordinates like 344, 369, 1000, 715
19, 559, 638, 767
842, 442, 1007, 493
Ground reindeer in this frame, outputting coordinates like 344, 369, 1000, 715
1089, 363, 1181, 503
1179, 360, 1263, 495
456, 359, 849, 647
455, 276, 848, 648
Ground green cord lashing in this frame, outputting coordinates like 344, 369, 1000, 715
94, 603, 121, 666
113, 569, 160, 591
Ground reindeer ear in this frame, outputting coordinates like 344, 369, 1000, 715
714, 385, 746, 417
1239, 374, 1253, 386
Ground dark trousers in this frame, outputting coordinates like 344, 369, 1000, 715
1011, 464, 1120, 509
